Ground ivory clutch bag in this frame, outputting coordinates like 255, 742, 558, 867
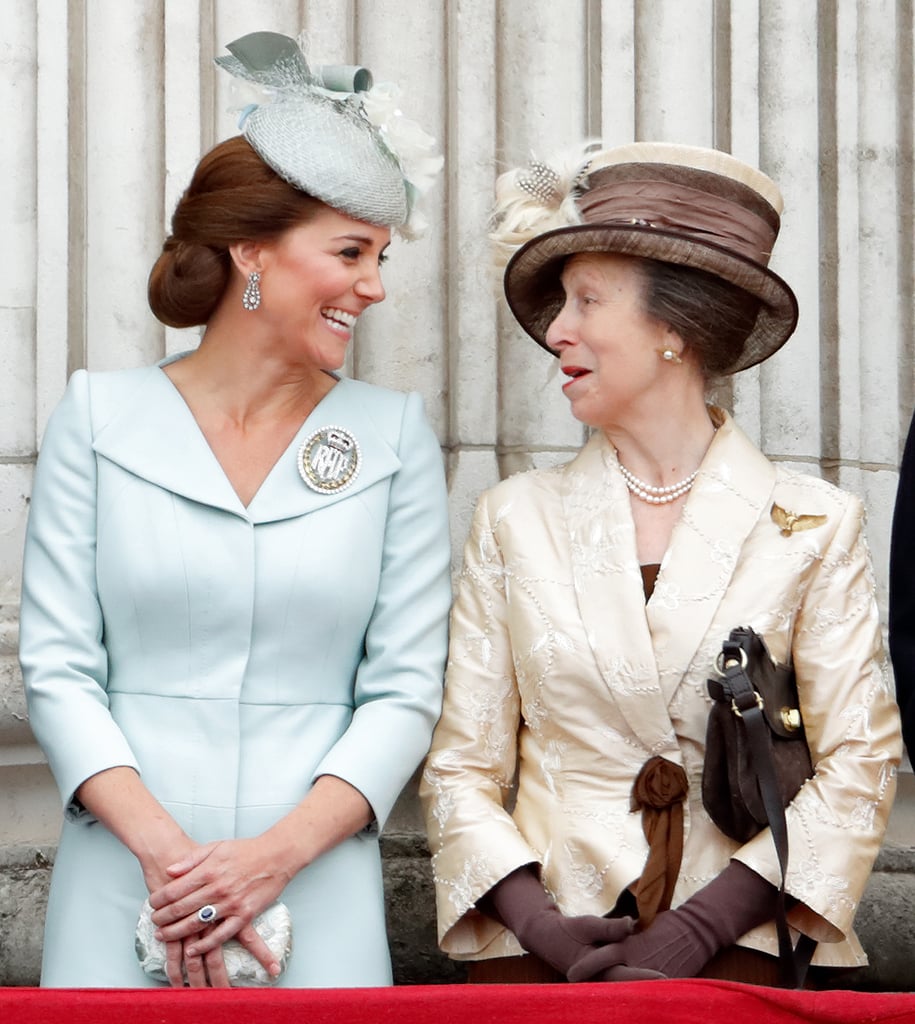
135, 898, 293, 986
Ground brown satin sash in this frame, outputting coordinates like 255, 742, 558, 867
630, 755, 689, 928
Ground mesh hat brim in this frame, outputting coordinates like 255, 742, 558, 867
244, 97, 408, 227
503, 223, 799, 374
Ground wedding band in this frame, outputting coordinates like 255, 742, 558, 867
197, 904, 217, 924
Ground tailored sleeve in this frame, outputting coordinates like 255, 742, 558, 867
889, 411, 915, 762
419, 493, 543, 956
19, 371, 140, 814
312, 392, 451, 830
734, 494, 902, 943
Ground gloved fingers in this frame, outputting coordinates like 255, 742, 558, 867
566, 942, 627, 983
560, 914, 635, 947
595, 965, 668, 982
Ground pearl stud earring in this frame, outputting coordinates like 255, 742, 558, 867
660, 348, 682, 364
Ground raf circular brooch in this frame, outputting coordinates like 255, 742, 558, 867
297, 425, 361, 495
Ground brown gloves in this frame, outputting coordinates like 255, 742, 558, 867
477, 866, 658, 978
567, 860, 779, 981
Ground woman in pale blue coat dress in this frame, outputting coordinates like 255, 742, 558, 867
19, 33, 450, 989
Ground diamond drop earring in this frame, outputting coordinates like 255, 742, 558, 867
242, 271, 261, 311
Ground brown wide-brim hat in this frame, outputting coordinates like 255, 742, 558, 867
503, 143, 799, 374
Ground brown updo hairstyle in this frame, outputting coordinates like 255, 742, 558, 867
639, 258, 763, 379
148, 136, 324, 327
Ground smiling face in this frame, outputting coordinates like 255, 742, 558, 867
544, 252, 685, 431
251, 205, 391, 371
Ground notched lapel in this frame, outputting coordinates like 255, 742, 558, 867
647, 410, 776, 702
91, 369, 402, 523
561, 433, 679, 758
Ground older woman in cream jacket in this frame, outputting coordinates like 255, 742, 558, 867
420, 143, 900, 987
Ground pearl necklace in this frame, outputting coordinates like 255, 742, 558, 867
617, 461, 699, 505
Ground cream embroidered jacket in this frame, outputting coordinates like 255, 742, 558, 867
420, 410, 901, 967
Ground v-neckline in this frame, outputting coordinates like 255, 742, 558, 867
156, 358, 342, 511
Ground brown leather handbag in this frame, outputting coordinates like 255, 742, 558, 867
702, 626, 816, 987
703, 626, 812, 841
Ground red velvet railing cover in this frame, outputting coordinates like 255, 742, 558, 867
2, 980, 915, 1024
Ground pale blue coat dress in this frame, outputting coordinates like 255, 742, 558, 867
19, 361, 451, 987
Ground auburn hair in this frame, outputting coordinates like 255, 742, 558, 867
148, 136, 323, 327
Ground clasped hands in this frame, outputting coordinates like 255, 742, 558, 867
147, 836, 287, 988
513, 905, 668, 982
484, 866, 682, 982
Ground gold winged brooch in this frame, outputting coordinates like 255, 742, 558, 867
770, 502, 827, 537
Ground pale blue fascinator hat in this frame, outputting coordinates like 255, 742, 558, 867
215, 32, 443, 239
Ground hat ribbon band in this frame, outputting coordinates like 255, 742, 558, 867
577, 178, 777, 266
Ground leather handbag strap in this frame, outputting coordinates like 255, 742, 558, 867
722, 657, 817, 987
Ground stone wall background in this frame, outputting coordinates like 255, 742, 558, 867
1, 0, 913, 987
